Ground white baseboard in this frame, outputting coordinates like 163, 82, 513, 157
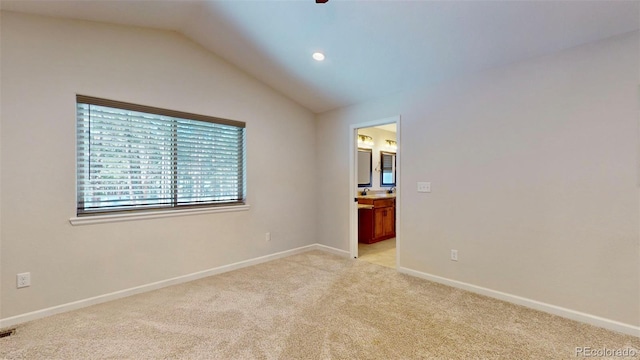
0, 244, 318, 329
312, 243, 351, 257
4, 244, 635, 338
399, 267, 640, 337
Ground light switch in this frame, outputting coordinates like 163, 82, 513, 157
417, 182, 431, 193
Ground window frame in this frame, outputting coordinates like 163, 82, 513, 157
380, 151, 396, 187
74, 95, 247, 220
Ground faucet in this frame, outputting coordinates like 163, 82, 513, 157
388, 187, 396, 194
361, 188, 370, 196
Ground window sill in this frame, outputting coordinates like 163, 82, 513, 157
69, 204, 251, 226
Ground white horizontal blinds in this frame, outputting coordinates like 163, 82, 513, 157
382, 154, 393, 171
76, 103, 175, 213
175, 118, 245, 205
76, 95, 246, 215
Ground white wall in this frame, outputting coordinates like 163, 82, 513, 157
317, 32, 640, 326
357, 127, 397, 190
0, 12, 317, 318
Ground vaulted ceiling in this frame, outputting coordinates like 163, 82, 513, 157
1, 0, 638, 113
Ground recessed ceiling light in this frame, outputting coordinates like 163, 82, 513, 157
312, 52, 325, 61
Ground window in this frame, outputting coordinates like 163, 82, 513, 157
76, 95, 246, 216
380, 151, 396, 186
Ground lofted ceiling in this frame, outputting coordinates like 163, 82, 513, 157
1, 0, 638, 113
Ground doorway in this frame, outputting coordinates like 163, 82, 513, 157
349, 116, 400, 269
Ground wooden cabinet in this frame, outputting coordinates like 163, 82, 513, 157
358, 208, 374, 243
358, 197, 395, 244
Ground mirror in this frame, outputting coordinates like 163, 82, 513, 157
380, 151, 396, 186
357, 148, 372, 187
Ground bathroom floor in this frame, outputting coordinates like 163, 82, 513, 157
358, 238, 396, 268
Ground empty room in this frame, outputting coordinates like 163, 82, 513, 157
0, 0, 639, 358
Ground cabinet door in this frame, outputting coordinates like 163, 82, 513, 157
382, 208, 395, 236
374, 208, 386, 238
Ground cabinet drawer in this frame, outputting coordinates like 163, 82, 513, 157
358, 198, 374, 205
373, 198, 394, 208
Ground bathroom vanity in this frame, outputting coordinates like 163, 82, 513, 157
358, 195, 395, 244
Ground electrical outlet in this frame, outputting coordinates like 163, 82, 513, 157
417, 182, 431, 193
265, 232, 271, 242
450, 250, 458, 261
17, 272, 30, 288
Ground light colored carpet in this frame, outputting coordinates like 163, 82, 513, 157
0, 250, 638, 359
358, 238, 396, 268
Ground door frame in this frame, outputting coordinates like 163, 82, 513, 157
349, 115, 401, 269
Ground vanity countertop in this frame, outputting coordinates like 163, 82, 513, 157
357, 193, 396, 200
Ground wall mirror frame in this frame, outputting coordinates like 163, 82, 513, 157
357, 148, 372, 187
380, 151, 396, 187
